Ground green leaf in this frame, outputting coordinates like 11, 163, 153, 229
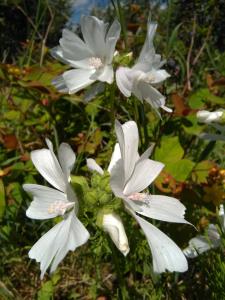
166, 159, 195, 181
188, 88, 225, 109
3, 110, 21, 121
154, 136, 184, 164
71, 175, 89, 200
192, 160, 214, 183
0, 179, 5, 220
168, 23, 182, 56
11, 162, 24, 171
37, 281, 53, 300
182, 114, 204, 135
85, 98, 102, 118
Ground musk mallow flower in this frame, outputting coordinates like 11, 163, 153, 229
183, 204, 224, 258
52, 16, 121, 94
88, 120, 190, 273
116, 22, 171, 115
196, 110, 225, 141
197, 110, 225, 124
23, 139, 89, 279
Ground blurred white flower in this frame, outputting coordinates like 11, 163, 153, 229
197, 110, 224, 124
102, 213, 130, 256
196, 109, 225, 141
116, 22, 171, 115
52, 16, 121, 95
88, 120, 190, 273
183, 204, 224, 258
23, 139, 89, 279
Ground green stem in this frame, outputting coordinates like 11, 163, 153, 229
115, 0, 127, 50
134, 99, 143, 148
140, 103, 149, 149
108, 237, 127, 299
197, 141, 216, 162
110, 83, 116, 126
52, 124, 59, 152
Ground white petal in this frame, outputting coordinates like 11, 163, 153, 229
50, 212, 90, 274
31, 148, 66, 192
58, 143, 76, 181
139, 144, 155, 160
62, 69, 96, 94
95, 65, 114, 84
116, 67, 132, 97
46, 138, 68, 183
52, 75, 69, 93
105, 19, 121, 64
29, 219, 63, 279
24, 184, 67, 219
183, 225, 220, 258
108, 143, 121, 173
51, 46, 91, 69
110, 158, 125, 198
123, 158, 164, 195
137, 22, 157, 64
29, 211, 89, 279
161, 105, 173, 113
115, 120, 139, 183
86, 158, 104, 175
134, 80, 165, 110
59, 28, 93, 61
51, 46, 71, 65
149, 69, 170, 84
136, 195, 190, 225
80, 16, 107, 58
134, 214, 188, 273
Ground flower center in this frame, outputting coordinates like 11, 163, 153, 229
48, 201, 74, 216
134, 71, 155, 85
128, 192, 149, 202
146, 73, 155, 83
89, 57, 104, 69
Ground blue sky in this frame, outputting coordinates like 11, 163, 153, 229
71, 0, 167, 23
71, 0, 110, 23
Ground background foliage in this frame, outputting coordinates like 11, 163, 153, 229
0, 0, 225, 299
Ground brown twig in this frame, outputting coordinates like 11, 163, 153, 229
182, 18, 213, 96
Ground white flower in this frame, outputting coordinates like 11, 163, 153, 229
197, 110, 224, 124
52, 16, 121, 95
88, 120, 190, 273
116, 22, 171, 115
183, 204, 224, 258
102, 213, 130, 256
23, 139, 89, 279
196, 109, 225, 141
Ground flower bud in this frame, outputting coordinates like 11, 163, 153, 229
197, 110, 224, 124
102, 213, 130, 256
